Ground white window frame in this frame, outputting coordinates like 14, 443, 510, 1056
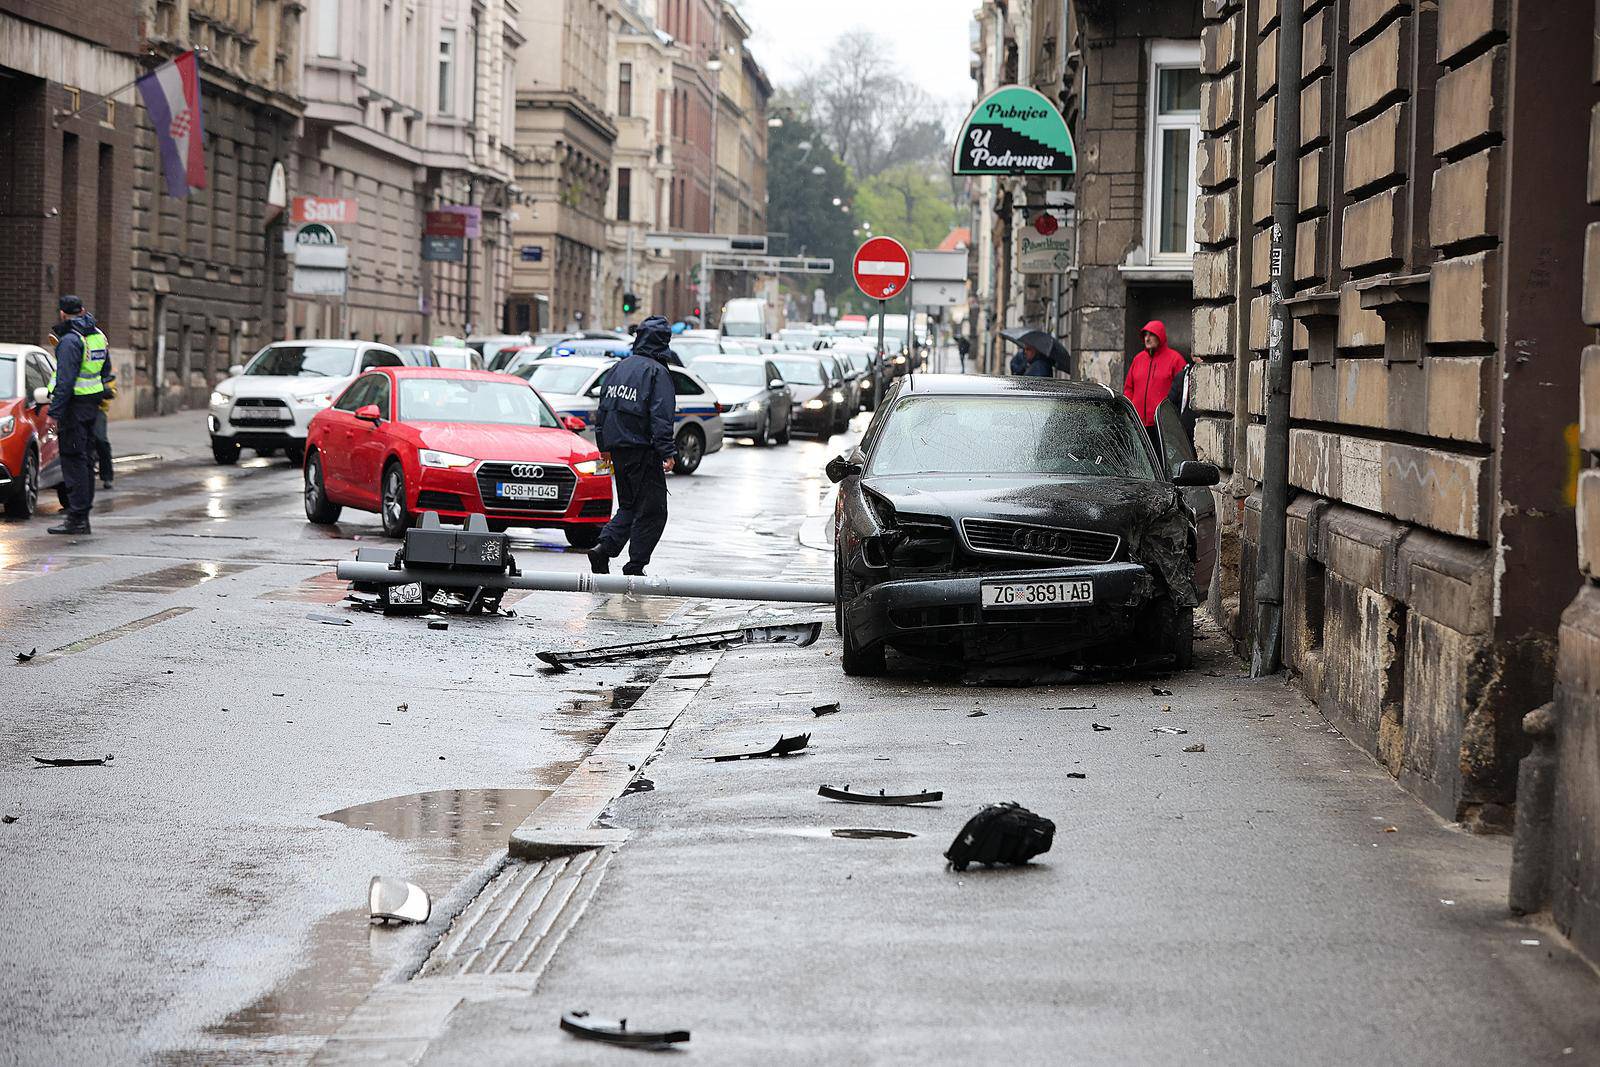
438, 28, 456, 116
315, 0, 340, 57
1143, 39, 1203, 265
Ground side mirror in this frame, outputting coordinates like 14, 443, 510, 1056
228, 363, 245, 376
586, 383, 604, 398
769, 378, 785, 390
32, 386, 50, 407
355, 403, 383, 423
824, 454, 862, 484
562, 415, 587, 432
1172, 460, 1220, 487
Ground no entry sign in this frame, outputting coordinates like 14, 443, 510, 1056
852, 237, 911, 301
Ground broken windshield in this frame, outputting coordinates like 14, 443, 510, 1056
868, 395, 1156, 479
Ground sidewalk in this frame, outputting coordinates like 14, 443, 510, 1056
379, 618, 1599, 1064
105, 408, 214, 466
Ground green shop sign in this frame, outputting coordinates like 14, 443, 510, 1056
952, 85, 1076, 176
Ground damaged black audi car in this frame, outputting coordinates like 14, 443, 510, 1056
826, 375, 1218, 676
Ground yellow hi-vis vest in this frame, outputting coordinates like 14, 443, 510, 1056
50, 330, 109, 397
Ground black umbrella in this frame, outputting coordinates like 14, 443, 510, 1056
999, 327, 1071, 373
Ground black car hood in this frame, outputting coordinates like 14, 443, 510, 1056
861, 472, 1198, 606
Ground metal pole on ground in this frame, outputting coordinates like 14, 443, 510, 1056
1251, 0, 1305, 678
334, 561, 835, 604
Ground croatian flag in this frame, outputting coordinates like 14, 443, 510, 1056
137, 51, 207, 198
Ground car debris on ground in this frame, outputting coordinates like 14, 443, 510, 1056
536, 620, 822, 672
811, 702, 841, 716
819, 785, 943, 806
306, 612, 352, 627
1065, 772, 1087, 779
32, 755, 114, 767
369, 876, 431, 924
2, 814, 19, 824
1184, 742, 1206, 753
1152, 726, 1188, 735
702, 733, 810, 762
560, 1011, 689, 1049
1152, 686, 1173, 696
945, 802, 1055, 871
427, 619, 449, 631
1091, 723, 1113, 732
15, 648, 36, 663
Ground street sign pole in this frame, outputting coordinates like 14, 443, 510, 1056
874, 301, 886, 409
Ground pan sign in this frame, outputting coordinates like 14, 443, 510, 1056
952, 85, 1076, 176
852, 236, 911, 301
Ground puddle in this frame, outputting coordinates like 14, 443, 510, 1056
190, 788, 549, 1059
104, 560, 255, 593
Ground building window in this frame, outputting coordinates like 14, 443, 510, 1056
438, 29, 456, 115
617, 167, 632, 221
1146, 40, 1202, 261
316, 0, 339, 57
618, 62, 632, 117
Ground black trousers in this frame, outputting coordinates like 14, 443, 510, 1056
597, 446, 669, 570
93, 408, 113, 483
58, 400, 100, 517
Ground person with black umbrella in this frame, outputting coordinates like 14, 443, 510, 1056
1000, 327, 1070, 378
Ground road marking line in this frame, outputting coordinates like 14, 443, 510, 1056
18, 606, 194, 666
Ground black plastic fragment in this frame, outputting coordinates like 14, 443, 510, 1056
944, 802, 1055, 871
703, 732, 810, 762
560, 1011, 689, 1048
538, 621, 822, 671
819, 784, 943, 806
15, 648, 36, 663
1151, 686, 1173, 696
33, 754, 114, 767
811, 702, 840, 716
1065, 772, 1087, 779
1091, 723, 1112, 732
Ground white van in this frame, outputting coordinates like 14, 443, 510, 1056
865, 313, 911, 353
720, 297, 771, 339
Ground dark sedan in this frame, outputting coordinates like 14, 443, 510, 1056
826, 375, 1218, 675
772, 354, 846, 439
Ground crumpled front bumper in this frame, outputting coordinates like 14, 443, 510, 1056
844, 562, 1158, 658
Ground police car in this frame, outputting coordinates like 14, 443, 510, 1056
513, 355, 724, 474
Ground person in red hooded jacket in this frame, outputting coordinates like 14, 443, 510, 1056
1123, 320, 1188, 434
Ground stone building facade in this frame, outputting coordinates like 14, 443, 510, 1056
663, 0, 718, 322
704, 1, 770, 318
0, 2, 139, 411
133, 0, 301, 414
508, 0, 618, 333
1189, 0, 1595, 843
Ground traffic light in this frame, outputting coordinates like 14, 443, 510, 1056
692, 305, 701, 319
622, 291, 639, 315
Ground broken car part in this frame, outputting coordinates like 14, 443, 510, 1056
1152, 726, 1188, 735
1091, 723, 1112, 731
33, 755, 113, 767
369, 876, 432, 924
307, 612, 352, 627
819, 785, 943, 806
703, 732, 810, 762
15, 648, 35, 662
812, 701, 841, 716
560, 1011, 690, 1049
944, 802, 1055, 871
536, 621, 822, 671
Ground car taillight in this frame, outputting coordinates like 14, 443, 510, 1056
714, 401, 724, 414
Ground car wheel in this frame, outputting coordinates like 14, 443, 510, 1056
674, 427, 704, 475
211, 436, 241, 465
565, 525, 602, 549
1144, 598, 1195, 670
775, 416, 791, 445
303, 451, 342, 525
380, 461, 411, 538
753, 413, 771, 448
835, 546, 886, 675
4, 447, 39, 518
284, 442, 306, 467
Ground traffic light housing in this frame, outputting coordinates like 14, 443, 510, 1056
622, 291, 639, 315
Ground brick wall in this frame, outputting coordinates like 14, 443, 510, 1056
1196, 0, 1593, 827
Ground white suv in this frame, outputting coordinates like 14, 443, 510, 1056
208, 339, 404, 465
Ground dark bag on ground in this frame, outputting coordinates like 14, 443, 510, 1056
944, 802, 1055, 870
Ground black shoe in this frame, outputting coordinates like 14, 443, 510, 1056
47, 517, 91, 536
621, 564, 647, 577
587, 549, 611, 574
101, 480, 113, 490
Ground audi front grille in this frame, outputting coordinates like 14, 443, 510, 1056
960, 518, 1120, 564
475, 461, 578, 512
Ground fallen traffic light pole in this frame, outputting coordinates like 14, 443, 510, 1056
333, 558, 836, 604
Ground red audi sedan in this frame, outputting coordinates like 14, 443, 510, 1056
302, 367, 613, 546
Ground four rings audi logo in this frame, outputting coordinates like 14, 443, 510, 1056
510, 464, 545, 479
1012, 527, 1072, 554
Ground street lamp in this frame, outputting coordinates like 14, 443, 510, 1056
768, 117, 783, 128
831, 197, 841, 206
810, 165, 825, 175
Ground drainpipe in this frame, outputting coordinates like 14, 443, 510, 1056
1250, 0, 1304, 677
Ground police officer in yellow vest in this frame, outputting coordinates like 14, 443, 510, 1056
46, 295, 109, 535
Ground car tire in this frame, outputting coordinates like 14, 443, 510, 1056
380, 461, 411, 538
775, 417, 791, 445
565, 525, 602, 549
753, 414, 771, 447
211, 436, 241, 465
1146, 598, 1195, 670
673, 426, 704, 475
284, 442, 306, 467
4, 446, 39, 518
303, 451, 342, 525
835, 546, 886, 675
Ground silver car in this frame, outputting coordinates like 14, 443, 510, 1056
692, 355, 794, 447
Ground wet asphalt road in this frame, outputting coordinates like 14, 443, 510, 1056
0, 413, 852, 1065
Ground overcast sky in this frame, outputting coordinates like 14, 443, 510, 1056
738, 0, 976, 110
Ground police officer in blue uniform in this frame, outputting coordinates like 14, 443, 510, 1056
47, 295, 111, 535
588, 315, 678, 575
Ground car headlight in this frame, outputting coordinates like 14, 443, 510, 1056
0, 415, 13, 437
209, 390, 229, 406
574, 457, 613, 476
803, 398, 826, 410
296, 392, 335, 408
831, 390, 844, 402
743, 400, 764, 412
893, 355, 907, 365
419, 449, 475, 469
